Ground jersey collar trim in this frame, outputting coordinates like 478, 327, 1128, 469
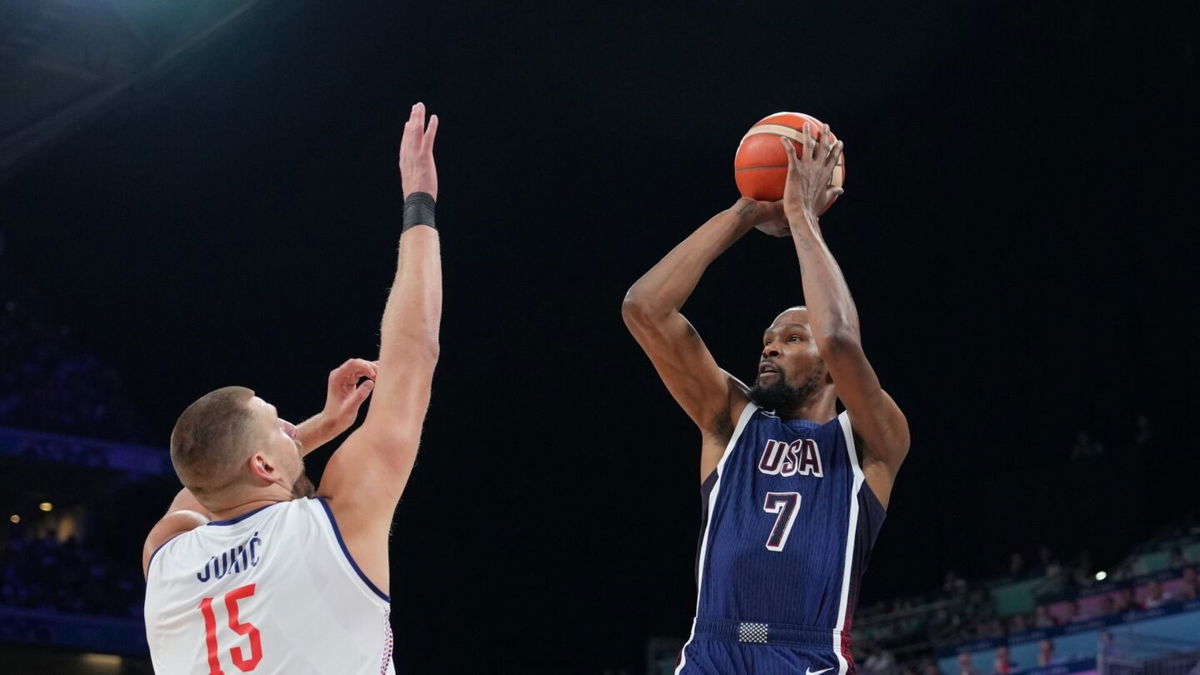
206, 501, 283, 526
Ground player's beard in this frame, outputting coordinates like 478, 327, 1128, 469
291, 471, 316, 499
749, 366, 823, 414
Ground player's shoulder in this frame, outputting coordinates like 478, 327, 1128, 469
150, 500, 318, 551
144, 499, 329, 577
143, 509, 208, 577
212, 497, 329, 535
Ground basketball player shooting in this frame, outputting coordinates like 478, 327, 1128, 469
622, 125, 910, 674
141, 103, 441, 674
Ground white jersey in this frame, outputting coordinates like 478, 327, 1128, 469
145, 497, 395, 675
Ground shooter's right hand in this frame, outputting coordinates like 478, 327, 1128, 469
729, 197, 790, 238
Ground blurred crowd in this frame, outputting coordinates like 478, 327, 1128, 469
860, 549, 1199, 646
0, 266, 148, 442
854, 510, 1200, 675
0, 252, 149, 619
0, 523, 142, 617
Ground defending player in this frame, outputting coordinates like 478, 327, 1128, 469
622, 126, 910, 674
141, 103, 441, 674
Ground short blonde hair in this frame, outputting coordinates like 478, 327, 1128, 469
169, 386, 259, 497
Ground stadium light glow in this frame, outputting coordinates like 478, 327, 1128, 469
81, 653, 122, 666
8, 514, 18, 524
38, 502, 52, 512
1095, 571, 1107, 581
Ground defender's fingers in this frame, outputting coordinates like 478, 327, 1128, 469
347, 358, 377, 378
350, 379, 375, 404
400, 105, 420, 151
335, 358, 374, 375
423, 114, 439, 152
412, 102, 426, 138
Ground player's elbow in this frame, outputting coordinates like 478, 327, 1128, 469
360, 425, 423, 464
621, 287, 664, 329
422, 338, 441, 364
877, 425, 912, 470
621, 292, 645, 326
400, 329, 440, 364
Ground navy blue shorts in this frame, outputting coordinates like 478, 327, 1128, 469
676, 619, 850, 675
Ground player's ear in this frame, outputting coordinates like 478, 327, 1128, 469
248, 452, 275, 482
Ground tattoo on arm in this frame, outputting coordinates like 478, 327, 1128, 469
794, 231, 817, 252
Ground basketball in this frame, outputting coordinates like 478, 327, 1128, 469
733, 112, 846, 213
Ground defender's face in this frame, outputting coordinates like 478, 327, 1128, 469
756, 308, 823, 389
248, 396, 308, 494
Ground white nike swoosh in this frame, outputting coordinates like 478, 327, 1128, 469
806, 668, 834, 675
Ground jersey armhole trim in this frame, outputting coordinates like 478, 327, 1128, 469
316, 497, 391, 604
835, 410, 865, 675
837, 410, 887, 512
716, 402, 759, 476
838, 410, 863, 480
676, 402, 758, 675
145, 533, 183, 578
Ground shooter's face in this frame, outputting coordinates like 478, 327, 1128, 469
749, 308, 829, 411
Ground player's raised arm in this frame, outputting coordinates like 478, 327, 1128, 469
778, 127, 910, 505
622, 201, 779, 478
317, 104, 441, 581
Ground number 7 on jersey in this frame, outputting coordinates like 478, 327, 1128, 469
762, 492, 802, 552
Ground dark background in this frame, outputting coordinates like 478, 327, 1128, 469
2, 0, 1197, 671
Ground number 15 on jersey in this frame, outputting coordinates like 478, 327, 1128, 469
198, 583, 263, 674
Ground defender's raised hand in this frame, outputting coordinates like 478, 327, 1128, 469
321, 358, 377, 433
399, 102, 439, 200
780, 123, 844, 224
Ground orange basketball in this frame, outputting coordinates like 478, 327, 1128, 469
733, 112, 846, 213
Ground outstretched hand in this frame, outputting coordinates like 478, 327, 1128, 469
780, 123, 844, 225
321, 358, 377, 434
399, 102, 439, 200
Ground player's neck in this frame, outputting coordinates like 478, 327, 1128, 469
773, 390, 838, 423
207, 488, 293, 522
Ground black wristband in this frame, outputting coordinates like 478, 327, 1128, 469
402, 192, 436, 231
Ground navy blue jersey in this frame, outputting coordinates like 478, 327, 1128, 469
678, 403, 887, 674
